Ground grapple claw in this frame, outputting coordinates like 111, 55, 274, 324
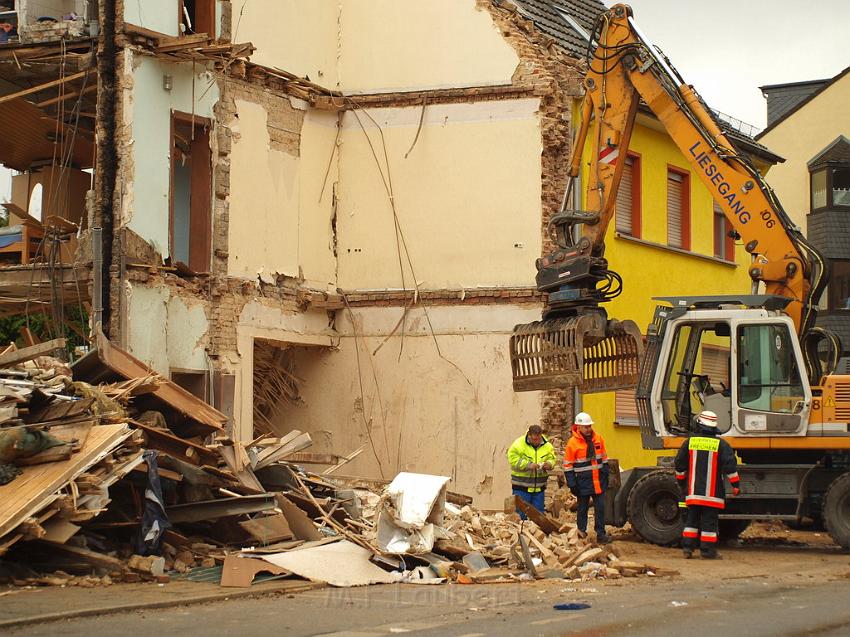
510, 313, 643, 393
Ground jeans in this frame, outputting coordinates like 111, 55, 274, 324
576, 493, 606, 536
513, 488, 545, 520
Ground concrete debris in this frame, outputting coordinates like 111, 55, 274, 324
0, 335, 671, 591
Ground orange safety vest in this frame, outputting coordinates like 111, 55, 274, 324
563, 427, 609, 496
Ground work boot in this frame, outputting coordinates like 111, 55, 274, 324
682, 548, 693, 559
701, 551, 722, 560
596, 534, 612, 545
577, 529, 587, 540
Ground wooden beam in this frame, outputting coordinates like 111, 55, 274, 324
0, 338, 66, 367
36, 83, 97, 108
0, 71, 88, 106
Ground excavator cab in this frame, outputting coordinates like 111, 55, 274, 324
635, 296, 812, 447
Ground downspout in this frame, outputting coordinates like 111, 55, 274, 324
94, 0, 117, 336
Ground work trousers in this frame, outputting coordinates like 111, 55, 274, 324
682, 505, 720, 555
576, 493, 606, 536
512, 488, 545, 520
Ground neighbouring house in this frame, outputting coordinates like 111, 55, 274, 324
758, 68, 850, 372
580, 103, 782, 469
0, 0, 783, 509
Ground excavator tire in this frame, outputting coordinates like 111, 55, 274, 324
718, 519, 750, 542
627, 470, 684, 546
823, 472, 850, 550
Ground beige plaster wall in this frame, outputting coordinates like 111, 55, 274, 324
227, 100, 338, 288
263, 304, 543, 510
336, 98, 542, 290
121, 54, 219, 258
228, 0, 339, 86
337, 0, 519, 93
758, 73, 850, 228
228, 99, 299, 280
124, 0, 179, 37
126, 283, 210, 375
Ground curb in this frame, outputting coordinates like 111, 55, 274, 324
0, 580, 323, 630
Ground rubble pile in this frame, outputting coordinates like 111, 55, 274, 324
0, 334, 673, 590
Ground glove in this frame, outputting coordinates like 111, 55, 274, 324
542, 461, 553, 471
732, 487, 741, 496
527, 462, 539, 471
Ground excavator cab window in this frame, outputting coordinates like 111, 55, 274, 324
737, 324, 804, 413
660, 321, 731, 434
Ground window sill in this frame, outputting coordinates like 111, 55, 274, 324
614, 418, 640, 428
615, 232, 738, 267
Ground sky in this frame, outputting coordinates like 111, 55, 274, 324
606, 0, 850, 131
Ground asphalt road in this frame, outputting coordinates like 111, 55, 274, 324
7, 572, 850, 637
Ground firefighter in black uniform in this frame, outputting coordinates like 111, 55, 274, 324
674, 410, 741, 559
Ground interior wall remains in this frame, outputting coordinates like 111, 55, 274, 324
125, 281, 209, 375
123, 0, 179, 37
264, 303, 542, 509
227, 0, 339, 86
119, 53, 219, 259
225, 84, 338, 290
336, 98, 542, 290
337, 0, 519, 94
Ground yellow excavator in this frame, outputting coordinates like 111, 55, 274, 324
510, 4, 850, 548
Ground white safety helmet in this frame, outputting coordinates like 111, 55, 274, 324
574, 412, 594, 427
696, 410, 718, 429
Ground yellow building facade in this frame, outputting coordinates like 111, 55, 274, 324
580, 112, 776, 469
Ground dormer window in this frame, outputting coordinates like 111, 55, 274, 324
808, 136, 850, 212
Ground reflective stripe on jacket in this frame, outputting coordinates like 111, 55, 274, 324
563, 427, 609, 496
507, 434, 556, 493
674, 434, 739, 509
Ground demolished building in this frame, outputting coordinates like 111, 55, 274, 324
0, 0, 615, 509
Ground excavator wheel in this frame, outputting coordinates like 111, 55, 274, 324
627, 471, 684, 546
823, 472, 850, 550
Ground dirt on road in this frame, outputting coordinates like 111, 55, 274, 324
605, 521, 850, 586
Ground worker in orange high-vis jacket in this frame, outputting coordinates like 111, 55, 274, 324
674, 410, 741, 559
563, 412, 611, 544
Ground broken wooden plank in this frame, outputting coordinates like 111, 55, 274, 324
254, 433, 313, 470
0, 424, 133, 541
322, 444, 366, 475
514, 496, 561, 535
38, 540, 128, 573
131, 462, 183, 482
219, 443, 265, 492
283, 452, 342, 465
41, 519, 80, 544
73, 328, 226, 434
0, 339, 66, 368
238, 514, 294, 543
0, 71, 88, 106
130, 419, 218, 466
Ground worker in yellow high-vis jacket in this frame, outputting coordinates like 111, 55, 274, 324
507, 424, 556, 519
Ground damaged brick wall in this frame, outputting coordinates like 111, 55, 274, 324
206, 78, 309, 366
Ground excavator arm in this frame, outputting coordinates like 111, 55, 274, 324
511, 3, 831, 393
